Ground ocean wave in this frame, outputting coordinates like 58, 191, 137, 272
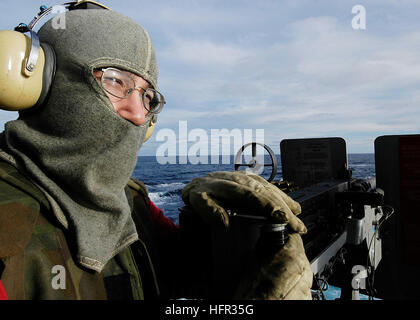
147, 182, 186, 205
147, 182, 186, 191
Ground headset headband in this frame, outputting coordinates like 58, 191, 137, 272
14, 1, 110, 75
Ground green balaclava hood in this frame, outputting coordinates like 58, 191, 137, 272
0, 9, 158, 272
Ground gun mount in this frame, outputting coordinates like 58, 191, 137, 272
178, 136, 420, 300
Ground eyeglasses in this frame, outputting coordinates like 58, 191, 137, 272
98, 67, 165, 114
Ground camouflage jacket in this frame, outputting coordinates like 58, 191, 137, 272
0, 160, 177, 300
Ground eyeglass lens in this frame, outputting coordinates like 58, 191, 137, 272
101, 68, 164, 114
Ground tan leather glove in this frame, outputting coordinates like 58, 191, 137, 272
234, 233, 313, 300
182, 171, 306, 234
182, 171, 313, 300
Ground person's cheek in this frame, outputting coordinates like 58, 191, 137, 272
107, 96, 122, 112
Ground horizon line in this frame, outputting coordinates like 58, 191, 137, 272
138, 152, 374, 156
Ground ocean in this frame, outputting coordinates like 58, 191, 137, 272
133, 153, 376, 300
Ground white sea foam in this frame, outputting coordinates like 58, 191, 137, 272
151, 182, 186, 191
147, 182, 186, 204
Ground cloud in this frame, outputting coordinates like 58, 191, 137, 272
135, 1, 420, 154
2, 0, 420, 155
160, 38, 250, 68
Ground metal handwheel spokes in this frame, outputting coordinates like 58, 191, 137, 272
234, 142, 278, 182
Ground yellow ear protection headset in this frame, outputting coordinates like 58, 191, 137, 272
0, 0, 157, 142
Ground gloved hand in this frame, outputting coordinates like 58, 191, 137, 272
181, 171, 313, 300
234, 233, 313, 300
182, 171, 306, 234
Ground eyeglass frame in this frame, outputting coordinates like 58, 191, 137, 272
97, 67, 165, 114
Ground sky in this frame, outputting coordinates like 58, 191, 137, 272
1, 0, 420, 155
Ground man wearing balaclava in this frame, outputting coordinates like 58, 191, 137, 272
0, 5, 312, 300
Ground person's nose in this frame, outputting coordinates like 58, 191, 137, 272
116, 91, 148, 126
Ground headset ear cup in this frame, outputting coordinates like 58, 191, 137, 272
18, 42, 55, 115
19, 42, 56, 115
0, 30, 48, 111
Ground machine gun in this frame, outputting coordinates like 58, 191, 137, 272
178, 137, 393, 300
